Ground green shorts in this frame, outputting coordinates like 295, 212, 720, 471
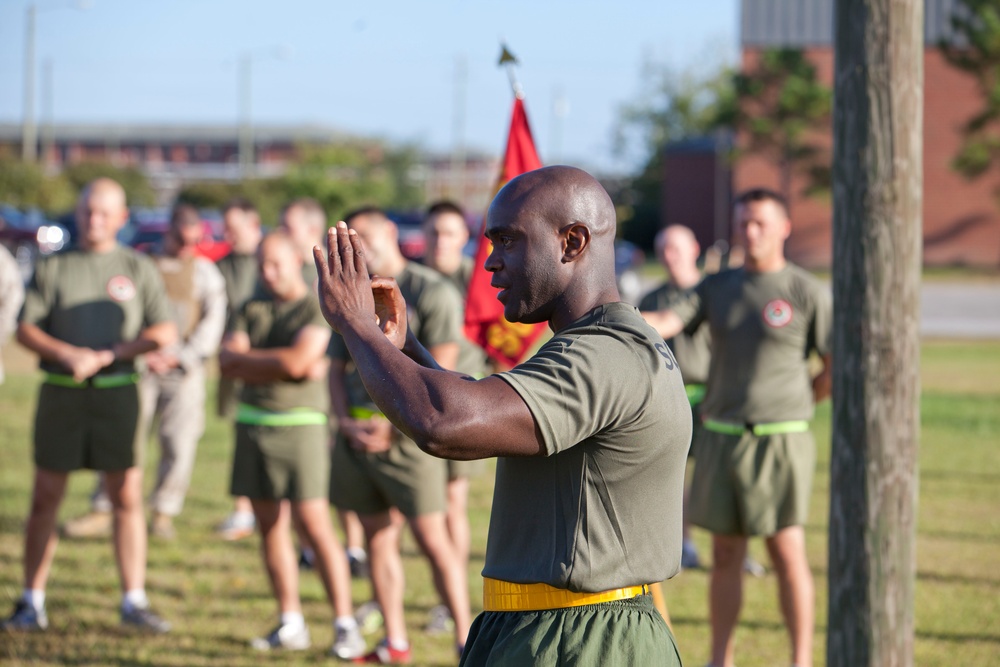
448, 458, 487, 481
688, 428, 816, 536
230, 423, 330, 501
34, 383, 140, 472
459, 595, 680, 666
330, 432, 447, 518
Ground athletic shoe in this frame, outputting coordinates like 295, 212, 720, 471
348, 552, 370, 579
250, 623, 311, 651
423, 604, 454, 635
215, 512, 255, 541
62, 510, 112, 538
1, 600, 48, 631
354, 601, 383, 635
681, 542, 702, 570
149, 513, 176, 540
298, 548, 316, 570
121, 605, 171, 634
331, 624, 366, 659
352, 639, 411, 664
744, 556, 767, 578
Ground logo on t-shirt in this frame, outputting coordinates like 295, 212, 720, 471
107, 275, 137, 302
763, 299, 793, 328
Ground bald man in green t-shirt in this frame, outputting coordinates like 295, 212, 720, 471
314, 166, 689, 666
643, 188, 833, 667
2, 179, 176, 634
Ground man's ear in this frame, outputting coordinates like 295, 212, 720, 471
562, 224, 590, 263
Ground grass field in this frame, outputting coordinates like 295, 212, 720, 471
1, 340, 998, 666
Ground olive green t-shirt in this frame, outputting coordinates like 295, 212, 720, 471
671, 264, 832, 424
19, 246, 171, 375
216, 252, 261, 320
330, 261, 463, 411
430, 256, 490, 377
487, 302, 691, 592
638, 280, 711, 385
232, 293, 329, 413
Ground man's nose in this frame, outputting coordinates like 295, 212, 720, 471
483, 246, 500, 272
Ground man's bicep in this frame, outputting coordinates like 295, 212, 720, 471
443, 375, 543, 458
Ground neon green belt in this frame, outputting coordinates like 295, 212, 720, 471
703, 418, 810, 437
235, 403, 327, 427
44, 372, 139, 389
685, 383, 706, 407
348, 406, 385, 420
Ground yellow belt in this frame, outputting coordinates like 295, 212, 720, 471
482, 577, 650, 612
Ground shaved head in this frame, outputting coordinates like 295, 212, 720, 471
78, 177, 127, 211
76, 178, 129, 252
492, 165, 617, 240
485, 166, 621, 330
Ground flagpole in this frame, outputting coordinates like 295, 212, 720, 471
498, 42, 524, 99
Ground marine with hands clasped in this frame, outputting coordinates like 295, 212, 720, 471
314, 165, 691, 666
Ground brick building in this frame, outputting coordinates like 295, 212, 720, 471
664, 0, 1000, 268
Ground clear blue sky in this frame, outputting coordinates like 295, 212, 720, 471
0, 0, 737, 172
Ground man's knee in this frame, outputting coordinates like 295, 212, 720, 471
30, 469, 68, 514
712, 534, 748, 570
106, 468, 144, 510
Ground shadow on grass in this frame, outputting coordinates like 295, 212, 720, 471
917, 629, 1000, 644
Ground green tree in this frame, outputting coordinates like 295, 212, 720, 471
613, 59, 732, 249
61, 161, 157, 207
941, 0, 1000, 196
0, 158, 75, 213
715, 48, 833, 206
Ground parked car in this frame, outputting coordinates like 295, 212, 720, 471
386, 210, 426, 260
614, 240, 645, 305
0, 205, 69, 282
120, 208, 231, 261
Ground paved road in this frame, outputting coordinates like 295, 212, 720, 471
921, 283, 1000, 339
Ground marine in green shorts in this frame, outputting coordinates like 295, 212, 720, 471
314, 167, 689, 665
327, 207, 472, 661
219, 230, 363, 658
639, 224, 712, 571
3, 178, 176, 634
643, 188, 833, 667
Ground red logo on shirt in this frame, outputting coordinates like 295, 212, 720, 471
763, 299, 793, 328
107, 275, 136, 302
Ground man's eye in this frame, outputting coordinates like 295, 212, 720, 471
500, 235, 513, 247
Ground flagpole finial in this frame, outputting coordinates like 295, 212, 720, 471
498, 42, 524, 99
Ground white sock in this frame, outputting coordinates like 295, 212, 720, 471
122, 589, 149, 611
346, 547, 367, 561
280, 611, 305, 630
334, 615, 358, 631
22, 589, 45, 611
234, 510, 255, 523
387, 638, 409, 651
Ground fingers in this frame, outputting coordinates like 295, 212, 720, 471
336, 222, 354, 276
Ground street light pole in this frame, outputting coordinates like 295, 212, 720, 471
238, 53, 253, 179
22, 3, 37, 162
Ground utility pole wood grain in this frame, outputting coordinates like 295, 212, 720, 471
829, 2, 923, 667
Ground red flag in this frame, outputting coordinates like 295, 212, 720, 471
464, 97, 547, 369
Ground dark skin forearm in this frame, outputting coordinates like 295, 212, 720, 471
315, 223, 543, 460
112, 321, 177, 361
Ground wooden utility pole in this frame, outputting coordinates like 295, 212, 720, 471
829, 2, 923, 667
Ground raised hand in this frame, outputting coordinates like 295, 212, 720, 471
313, 222, 376, 334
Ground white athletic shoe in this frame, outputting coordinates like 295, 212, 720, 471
250, 623, 311, 651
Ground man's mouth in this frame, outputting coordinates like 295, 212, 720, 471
491, 281, 509, 302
